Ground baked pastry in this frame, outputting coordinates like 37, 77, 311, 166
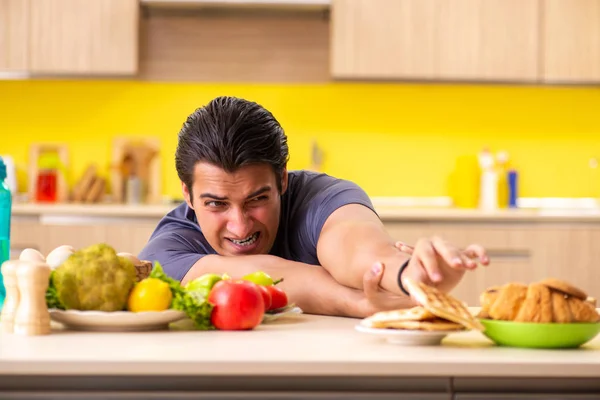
377, 319, 464, 331
514, 283, 553, 323
550, 291, 572, 323
479, 278, 599, 323
403, 278, 485, 331
569, 297, 599, 323
361, 306, 464, 331
488, 282, 528, 321
362, 278, 486, 332
538, 277, 588, 301
478, 286, 501, 319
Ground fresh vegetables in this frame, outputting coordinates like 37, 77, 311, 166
242, 271, 274, 286
43, 244, 289, 332
265, 284, 288, 311
148, 262, 214, 330
52, 243, 137, 312
127, 277, 173, 312
45, 270, 64, 310
184, 273, 224, 298
208, 279, 265, 330
256, 285, 272, 311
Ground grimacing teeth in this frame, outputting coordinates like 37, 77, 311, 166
230, 232, 259, 245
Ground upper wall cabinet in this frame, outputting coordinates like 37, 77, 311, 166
330, 0, 539, 82
330, 0, 438, 80
542, 0, 600, 84
0, 0, 29, 74
29, 0, 139, 76
435, 0, 539, 82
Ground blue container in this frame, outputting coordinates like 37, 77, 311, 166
508, 169, 518, 208
0, 157, 12, 310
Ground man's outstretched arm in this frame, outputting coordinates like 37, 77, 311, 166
316, 204, 489, 296
182, 254, 364, 317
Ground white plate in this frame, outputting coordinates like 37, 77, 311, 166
355, 324, 460, 346
49, 309, 187, 332
262, 304, 303, 323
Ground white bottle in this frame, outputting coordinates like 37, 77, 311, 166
478, 148, 498, 211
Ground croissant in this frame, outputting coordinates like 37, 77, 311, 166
478, 278, 599, 323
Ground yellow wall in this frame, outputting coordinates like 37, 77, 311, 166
1, 80, 600, 200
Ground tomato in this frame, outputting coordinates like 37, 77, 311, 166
265, 285, 288, 311
208, 280, 265, 330
257, 284, 272, 311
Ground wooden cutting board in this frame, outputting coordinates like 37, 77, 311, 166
110, 137, 161, 204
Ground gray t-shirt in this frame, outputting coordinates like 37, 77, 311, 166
138, 170, 376, 281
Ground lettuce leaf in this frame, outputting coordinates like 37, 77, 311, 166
46, 270, 65, 310
149, 261, 214, 330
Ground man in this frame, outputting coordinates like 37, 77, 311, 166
139, 96, 489, 318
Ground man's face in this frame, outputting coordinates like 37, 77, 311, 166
183, 162, 287, 256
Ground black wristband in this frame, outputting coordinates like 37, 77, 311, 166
397, 258, 411, 296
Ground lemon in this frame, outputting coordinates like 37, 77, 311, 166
127, 278, 173, 312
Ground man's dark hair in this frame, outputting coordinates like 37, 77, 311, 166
175, 96, 290, 200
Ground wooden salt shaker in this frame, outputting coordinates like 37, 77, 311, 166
0, 260, 20, 333
14, 261, 51, 336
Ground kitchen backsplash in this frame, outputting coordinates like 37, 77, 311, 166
1, 80, 599, 200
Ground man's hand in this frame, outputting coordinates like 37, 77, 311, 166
354, 261, 415, 317
395, 237, 490, 294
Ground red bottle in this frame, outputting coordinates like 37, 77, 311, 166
35, 154, 60, 203
36, 170, 57, 202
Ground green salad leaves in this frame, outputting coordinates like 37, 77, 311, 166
45, 270, 65, 310
149, 262, 214, 330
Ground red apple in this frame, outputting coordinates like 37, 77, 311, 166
208, 280, 265, 330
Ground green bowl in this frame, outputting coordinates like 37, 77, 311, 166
479, 319, 600, 349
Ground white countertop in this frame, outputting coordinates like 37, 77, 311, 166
11, 201, 600, 222
1, 314, 599, 378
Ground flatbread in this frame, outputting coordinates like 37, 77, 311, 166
363, 306, 437, 329
378, 319, 465, 331
403, 278, 485, 331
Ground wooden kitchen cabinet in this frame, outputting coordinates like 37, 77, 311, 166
0, 0, 29, 73
330, 0, 539, 82
330, 0, 437, 79
10, 215, 43, 258
29, 0, 139, 75
384, 221, 537, 305
10, 215, 158, 258
104, 222, 157, 255
435, 0, 539, 82
385, 220, 600, 304
541, 0, 600, 83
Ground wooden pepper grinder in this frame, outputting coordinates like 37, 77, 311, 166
13, 261, 51, 336
0, 260, 20, 333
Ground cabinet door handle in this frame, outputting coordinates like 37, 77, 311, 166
484, 249, 531, 260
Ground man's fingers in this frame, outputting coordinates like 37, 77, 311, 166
430, 236, 474, 270
394, 241, 414, 254
363, 261, 385, 299
464, 244, 490, 265
413, 239, 443, 283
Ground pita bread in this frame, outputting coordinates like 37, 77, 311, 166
403, 278, 485, 331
